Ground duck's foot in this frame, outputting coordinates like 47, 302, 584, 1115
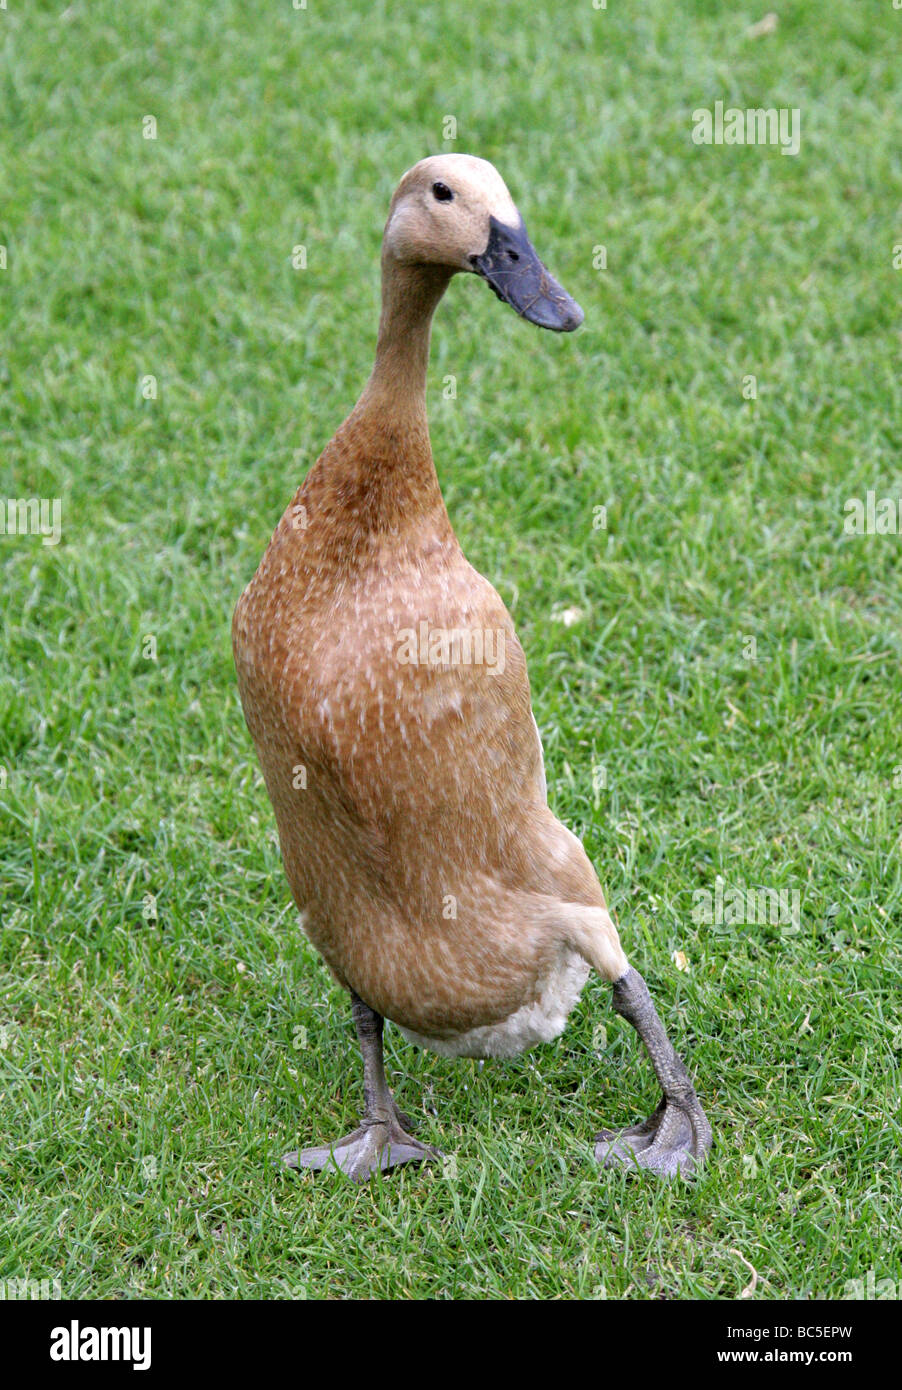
283, 1116, 439, 1182
282, 992, 439, 1182
594, 967, 712, 1180
595, 1094, 707, 1178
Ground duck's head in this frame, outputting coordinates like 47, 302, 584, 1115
383, 154, 584, 333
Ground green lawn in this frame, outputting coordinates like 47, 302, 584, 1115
1, 0, 901, 1299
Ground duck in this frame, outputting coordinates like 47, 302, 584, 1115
232, 154, 712, 1180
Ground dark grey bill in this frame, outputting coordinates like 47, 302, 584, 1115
469, 215, 584, 332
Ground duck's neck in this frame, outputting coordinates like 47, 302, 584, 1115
299, 258, 457, 549
356, 257, 453, 429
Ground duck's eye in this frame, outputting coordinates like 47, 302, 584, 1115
432, 181, 454, 203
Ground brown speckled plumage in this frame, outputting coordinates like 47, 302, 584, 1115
232, 156, 627, 1052
233, 156, 712, 1181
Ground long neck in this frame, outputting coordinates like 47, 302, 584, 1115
300, 258, 456, 547
356, 257, 452, 428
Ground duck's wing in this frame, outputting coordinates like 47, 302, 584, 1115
530, 710, 548, 804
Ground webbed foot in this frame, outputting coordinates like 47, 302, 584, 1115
283, 1116, 439, 1182
595, 1093, 710, 1178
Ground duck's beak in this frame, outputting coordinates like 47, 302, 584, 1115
469, 215, 584, 332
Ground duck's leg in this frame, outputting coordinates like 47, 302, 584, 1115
283, 992, 438, 1182
595, 967, 712, 1179
568, 908, 711, 1177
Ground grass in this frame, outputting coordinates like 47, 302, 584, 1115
1, 0, 901, 1299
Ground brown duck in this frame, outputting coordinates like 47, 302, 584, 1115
232, 154, 712, 1180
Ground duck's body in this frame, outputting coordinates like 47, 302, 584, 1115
234, 155, 711, 1179
233, 400, 603, 1056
